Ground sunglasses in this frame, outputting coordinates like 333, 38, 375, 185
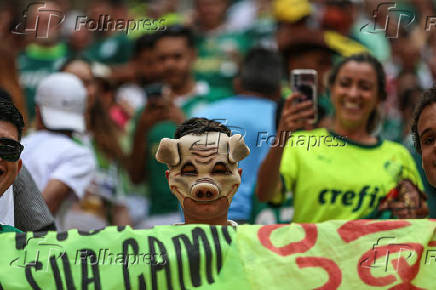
0, 138, 24, 162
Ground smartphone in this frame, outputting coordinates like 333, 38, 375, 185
144, 83, 164, 100
290, 69, 318, 123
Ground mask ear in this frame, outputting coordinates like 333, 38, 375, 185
155, 138, 180, 167
228, 134, 250, 163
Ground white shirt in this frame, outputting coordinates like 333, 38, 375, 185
21, 131, 96, 230
0, 185, 14, 226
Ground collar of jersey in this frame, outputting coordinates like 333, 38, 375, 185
328, 129, 383, 149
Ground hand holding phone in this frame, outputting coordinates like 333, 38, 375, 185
278, 93, 315, 135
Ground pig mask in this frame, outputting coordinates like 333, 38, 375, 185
155, 132, 250, 207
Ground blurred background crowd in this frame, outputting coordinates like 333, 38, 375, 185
1, 0, 436, 230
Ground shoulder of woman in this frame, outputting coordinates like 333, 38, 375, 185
380, 139, 415, 158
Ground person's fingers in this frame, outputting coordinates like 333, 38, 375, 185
411, 194, 421, 209
168, 104, 183, 113
282, 105, 315, 121
149, 97, 170, 105
389, 200, 406, 208
283, 92, 303, 111
290, 108, 315, 121
149, 105, 169, 114
378, 191, 428, 218
416, 204, 429, 218
386, 201, 403, 211
390, 201, 410, 218
416, 203, 429, 213
378, 200, 389, 210
145, 98, 171, 110
395, 210, 414, 219
391, 199, 429, 218
401, 189, 426, 211
288, 100, 314, 114
280, 110, 314, 129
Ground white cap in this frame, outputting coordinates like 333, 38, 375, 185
36, 72, 87, 133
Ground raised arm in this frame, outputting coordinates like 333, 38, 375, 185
128, 99, 172, 184
256, 93, 315, 202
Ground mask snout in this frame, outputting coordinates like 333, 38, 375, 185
191, 182, 220, 202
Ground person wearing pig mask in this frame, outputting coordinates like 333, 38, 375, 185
156, 118, 250, 226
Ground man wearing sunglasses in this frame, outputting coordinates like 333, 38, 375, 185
0, 99, 25, 232
0, 88, 56, 232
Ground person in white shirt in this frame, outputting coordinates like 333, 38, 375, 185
21, 72, 96, 230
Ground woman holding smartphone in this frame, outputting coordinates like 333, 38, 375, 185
256, 53, 427, 222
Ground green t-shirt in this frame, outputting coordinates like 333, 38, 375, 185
18, 43, 70, 120
244, 17, 276, 48
145, 121, 179, 214
83, 33, 133, 65
0, 225, 22, 233
277, 128, 423, 223
194, 30, 253, 98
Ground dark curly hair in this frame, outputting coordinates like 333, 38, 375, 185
328, 53, 387, 133
411, 88, 436, 154
0, 96, 24, 140
175, 117, 231, 139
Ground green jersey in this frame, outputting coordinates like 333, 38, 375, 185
18, 43, 70, 120
277, 128, 423, 223
83, 33, 133, 65
145, 121, 179, 214
194, 30, 253, 98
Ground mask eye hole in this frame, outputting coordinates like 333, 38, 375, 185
181, 162, 197, 176
211, 162, 230, 174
